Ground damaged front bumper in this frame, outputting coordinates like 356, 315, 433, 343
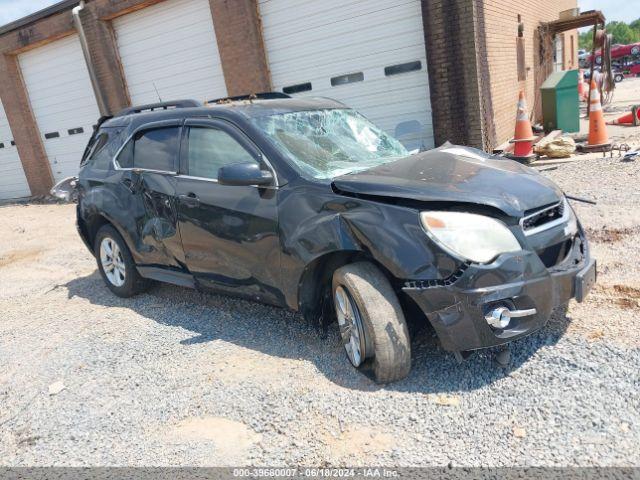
402, 236, 596, 354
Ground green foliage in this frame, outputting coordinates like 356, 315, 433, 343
607, 21, 640, 45
578, 18, 640, 52
579, 28, 594, 50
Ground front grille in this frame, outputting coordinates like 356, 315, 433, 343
521, 201, 565, 233
536, 238, 573, 268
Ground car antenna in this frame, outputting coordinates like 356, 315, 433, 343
152, 82, 163, 102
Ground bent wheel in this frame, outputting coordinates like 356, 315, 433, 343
332, 262, 411, 383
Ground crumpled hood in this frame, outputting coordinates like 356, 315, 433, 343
332, 144, 563, 217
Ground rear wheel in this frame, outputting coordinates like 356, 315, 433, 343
332, 262, 411, 383
95, 224, 149, 297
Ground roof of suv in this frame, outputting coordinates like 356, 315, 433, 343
101, 97, 348, 129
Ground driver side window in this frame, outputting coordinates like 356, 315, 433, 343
187, 127, 257, 179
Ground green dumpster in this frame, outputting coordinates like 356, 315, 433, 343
541, 70, 580, 133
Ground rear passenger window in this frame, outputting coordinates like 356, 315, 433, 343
187, 127, 257, 179
133, 127, 179, 171
116, 126, 179, 171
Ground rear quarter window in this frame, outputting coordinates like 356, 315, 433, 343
83, 128, 125, 171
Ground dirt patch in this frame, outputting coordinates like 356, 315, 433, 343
0, 249, 42, 268
612, 285, 640, 298
592, 284, 640, 310
614, 297, 639, 310
322, 426, 394, 463
211, 350, 325, 389
168, 416, 260, 463
585, 227, 637, 244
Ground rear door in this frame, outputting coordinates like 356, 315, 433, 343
111, 121, 184, 268
175, 119, 283, 305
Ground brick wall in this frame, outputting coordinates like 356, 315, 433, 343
0, 8, 75, 195
422, 0, 486, 149
478, 0, 578, 147
0, 0, 270, 195
209, 0, 271, 96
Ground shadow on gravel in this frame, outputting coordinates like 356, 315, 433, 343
64, 271, 571, 394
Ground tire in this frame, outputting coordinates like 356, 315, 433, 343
94, 224, 149, 297
615, 74, 623, 83
332, 262, 411, 383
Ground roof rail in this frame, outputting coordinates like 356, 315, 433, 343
115, 99, 202, 117
206, 92, 291, 104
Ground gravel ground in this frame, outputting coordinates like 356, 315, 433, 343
1, 86, 639, 468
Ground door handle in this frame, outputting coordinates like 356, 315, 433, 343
179, 193, 200, 207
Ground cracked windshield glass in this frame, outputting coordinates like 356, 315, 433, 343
253, 109, 409, 179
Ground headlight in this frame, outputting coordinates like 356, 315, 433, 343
420, 211, 521, 263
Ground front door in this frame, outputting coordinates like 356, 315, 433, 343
175, 119, 283, 305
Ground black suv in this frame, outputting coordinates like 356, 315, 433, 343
59, 95, 596, 383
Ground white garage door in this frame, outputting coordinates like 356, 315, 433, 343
259, 0, 434, 150
0, 99, 31, 200
114, 0, 227, 105
18, 34, 101, 183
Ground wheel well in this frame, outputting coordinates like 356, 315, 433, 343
297, 251, 419, 328
80, 213, 111, 251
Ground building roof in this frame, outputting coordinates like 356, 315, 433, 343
0, 0, 79, 36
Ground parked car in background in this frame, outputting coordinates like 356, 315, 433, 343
53, 95, 596, 383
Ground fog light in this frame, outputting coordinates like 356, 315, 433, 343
485, 306, 538, 329
485, 306, 512, 329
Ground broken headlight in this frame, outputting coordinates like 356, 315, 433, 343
420, 211, 521, 264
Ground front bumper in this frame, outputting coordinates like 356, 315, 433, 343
403, 240, 595, 353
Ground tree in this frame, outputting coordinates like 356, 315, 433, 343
579, 19, 640, 53
579, 28, 594, 50
606, 21, 640, 45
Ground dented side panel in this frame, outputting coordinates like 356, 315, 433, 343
78, 169, 185, 268
277, 179, 468, 309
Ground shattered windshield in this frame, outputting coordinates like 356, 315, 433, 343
252, 109, 409, 179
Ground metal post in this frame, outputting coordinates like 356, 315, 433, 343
587, 21, 598, 117
72, 1, 109, 116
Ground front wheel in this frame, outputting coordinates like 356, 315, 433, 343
332, 262, 411, 383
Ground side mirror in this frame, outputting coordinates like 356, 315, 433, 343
218, 162, 274, 187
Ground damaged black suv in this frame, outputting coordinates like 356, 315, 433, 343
59, 95, 596, 383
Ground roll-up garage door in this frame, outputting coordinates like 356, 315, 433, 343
18, 34, 101, 183
113, 0, 227, 105
259, 0, 434, 150
0, 99, 31, 200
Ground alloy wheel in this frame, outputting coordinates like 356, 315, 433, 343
334, 286, 367, 367
100, 237, 126, 287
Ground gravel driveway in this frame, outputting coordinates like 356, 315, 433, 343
1, 93, 639, 468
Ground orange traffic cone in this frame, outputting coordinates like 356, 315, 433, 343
587, 80, 610, 148
578, 70, 587, 100
607, 106, 640, 126
509, 90, 537, 160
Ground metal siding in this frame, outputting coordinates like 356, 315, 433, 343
113, 0, 227, 105
0, 99, 31, 200
18, 34, 101, 183
259, 0, 434, 149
